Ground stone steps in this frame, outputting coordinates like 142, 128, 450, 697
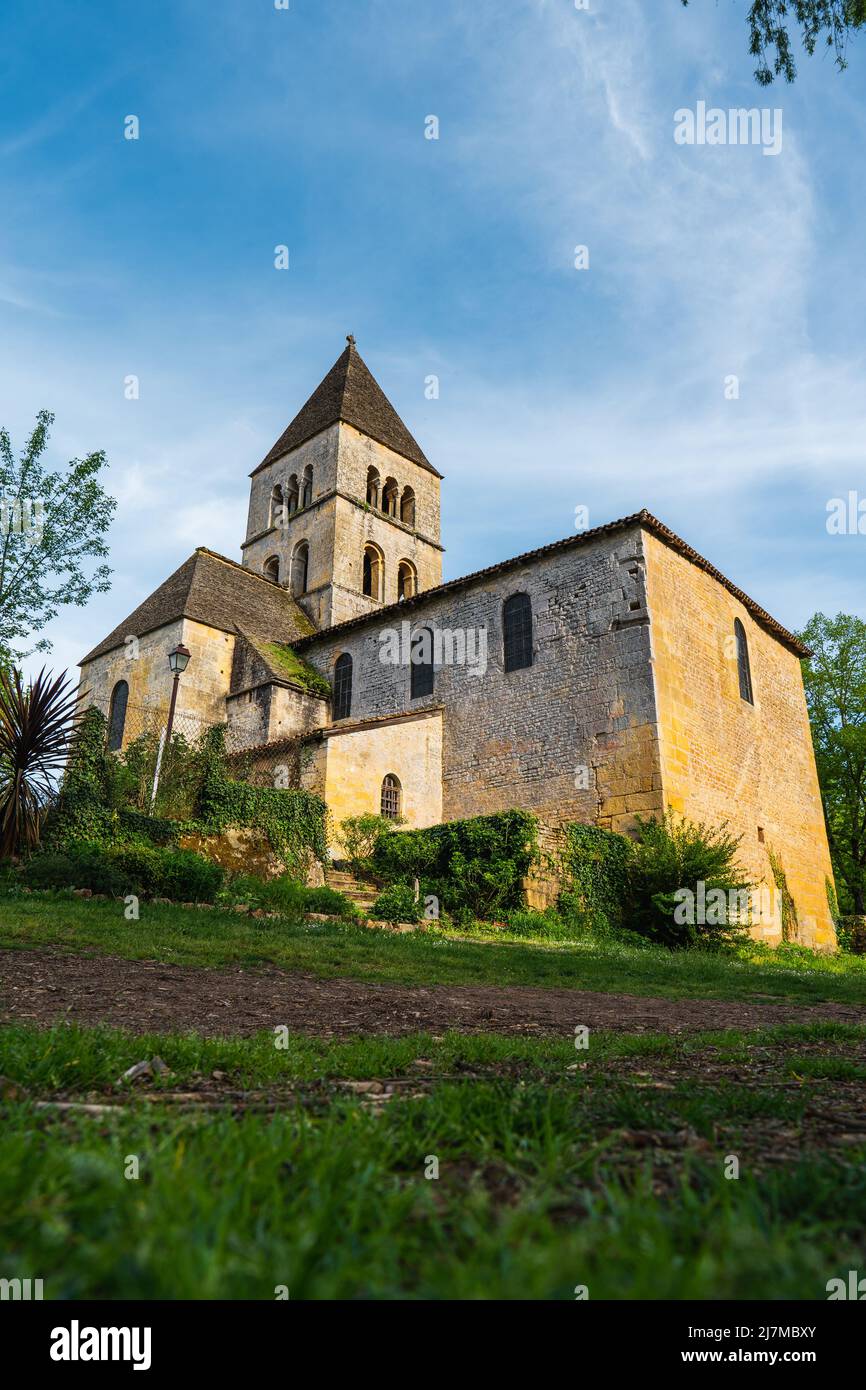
325, 868, 381, 912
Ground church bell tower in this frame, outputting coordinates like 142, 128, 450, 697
241, 337, 443, 629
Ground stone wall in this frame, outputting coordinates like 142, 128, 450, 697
240, 422, 442, 628
79, 618, 235, 743
643, 529, 836, 948
301, 524, 664, 836
302, 709, 444, 838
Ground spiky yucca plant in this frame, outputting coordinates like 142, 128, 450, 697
0, 667, 80, 859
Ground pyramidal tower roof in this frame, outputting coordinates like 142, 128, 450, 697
252, 336, 441, 478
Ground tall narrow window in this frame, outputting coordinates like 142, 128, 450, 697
362, 543, 383, 600
382, 478, 398, 517
108, 680, 129, 752
291, 541, 309, 596
269, 484, 284, 528
366, 466, 380, 508
397, 560, 417, 601
503, 593, 533, 672
333, 653, 353, 720
381, 773, 402, 820
301, 464, 313, 508
410, 627, 434, 699
287, 474, 299, 514
400, 487, 416, 526
263, 556, 280, 584
734, 618, 754, 704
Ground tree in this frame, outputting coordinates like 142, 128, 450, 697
799, 612, 866, 914
0, 410, 115, 662
682, 1, 866, 85
0, 666, 81, 859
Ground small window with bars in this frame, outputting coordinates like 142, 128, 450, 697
381, 774, 402, 820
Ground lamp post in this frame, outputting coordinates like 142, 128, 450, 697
150, 643, 192, 809
165, 643, 191, 746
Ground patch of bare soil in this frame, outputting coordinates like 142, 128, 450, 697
0, 946, 862, 1039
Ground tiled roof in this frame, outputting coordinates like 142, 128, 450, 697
79, 548, 315, 665
252, 338, 440, 477
294, 510, 809, 658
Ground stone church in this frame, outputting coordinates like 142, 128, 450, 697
79, 339, 836, 946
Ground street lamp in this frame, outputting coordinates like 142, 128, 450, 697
150, 643, 191, 808
165, 643, 191, 746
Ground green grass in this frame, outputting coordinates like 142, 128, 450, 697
2, 1019, 863, 1093
2, 1019, 865, 1299
3, 888, 866, 1005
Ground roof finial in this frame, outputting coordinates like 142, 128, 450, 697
346, 333, 356, 348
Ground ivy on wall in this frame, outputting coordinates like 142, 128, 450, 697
767, 845, 799, 944
558, 822, 632, 933
50, 709, 329, 878
196, 726, 329, 876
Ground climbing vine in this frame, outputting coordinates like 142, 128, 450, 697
50, 709, 329, 878
768, 846, 799, 944
558, 822, 632, 933
194, 726, 329, 875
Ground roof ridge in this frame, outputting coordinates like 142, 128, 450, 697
293, 509, 807, 658
194, 545, 287, 587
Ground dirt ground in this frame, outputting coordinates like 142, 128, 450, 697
0, 946, 863, 1039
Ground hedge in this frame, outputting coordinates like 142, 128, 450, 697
24, 842, 224, 903
371, 809, 538, 918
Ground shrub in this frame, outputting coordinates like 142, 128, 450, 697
227, 873, 307, 915
626, 811, 752, 950
223, 874, 358, 919
23, 849, 130, 898
371, 809, 538, 918
838, 916, 866, 955
371, 883, 423, 924
23, 842, 223, 903
303, 884, 359, 918
337, 813, 395, 874
0, 666, 81, 859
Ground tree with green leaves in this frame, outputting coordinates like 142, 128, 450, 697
0, 410, 116, 662
799, 612, 866, 914
682, 0, 866, 85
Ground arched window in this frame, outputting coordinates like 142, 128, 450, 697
301, 464, 313, 509
381, 773, 402, 820
382, 478, 399, 517
108, 680, 129, 752
503, 593, 533, 672
400, 487, 416, 527
263, 556, 280, 584
291, 541, 309, 596
410, 627, 434, 699
366, 466, 380, 508
362, 543, 383, 600
333, 653, 353, 721
397, 560, 417, 601
269, 484, 284, 529
734, 618, 754, 704
287, 474, 299, 514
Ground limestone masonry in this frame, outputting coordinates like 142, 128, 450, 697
79, 339, 837, 947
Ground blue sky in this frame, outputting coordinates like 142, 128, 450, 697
1, 0, 864, 676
